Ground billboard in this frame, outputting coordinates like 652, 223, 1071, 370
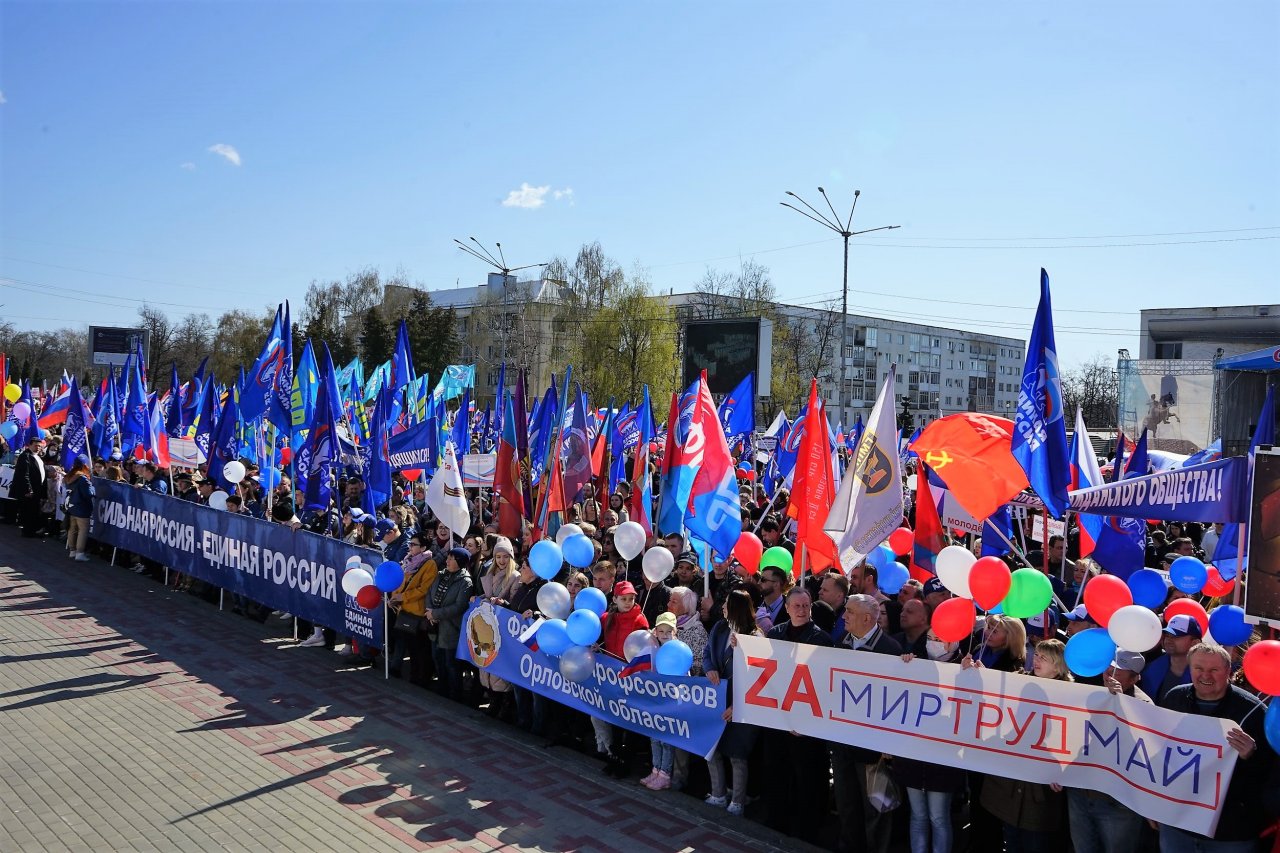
1117, 358, 1214, 454
1244, 448, 1280, 627
89, 326, 149, 368
682, 318, 772, 396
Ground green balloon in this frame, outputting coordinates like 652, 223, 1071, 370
759, 546, 794, 574
1002, 568, 1054, 618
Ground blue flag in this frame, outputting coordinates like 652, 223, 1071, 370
165, 363, 184, 438
1012, 269, 1070, 518
209, 387, 241, 493
528, 378, 558, 486
61, 377, 92, 469
449, 387, 472, 456
301, 355, 340, 512
391, 320, 415, 391
656, 379, 699, 537
629, 389, 655, 535
192, 375, 218, 462
362, 385, 393, 515
433, 364, 475, 402
240, 303, 289, 426
718, 372, 755, 450
120, 357, 150, 457
92, 376, 120, 459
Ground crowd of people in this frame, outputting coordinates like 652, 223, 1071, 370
3, 429, 1278, 853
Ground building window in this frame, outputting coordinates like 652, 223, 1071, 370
866, 327, 877, 348
1155, 342, 1183, 359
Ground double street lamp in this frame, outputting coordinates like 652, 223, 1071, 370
781, 189, 899, 422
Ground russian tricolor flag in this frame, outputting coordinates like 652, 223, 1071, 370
620, 653, 652, 678
1068, 407, 1104, 557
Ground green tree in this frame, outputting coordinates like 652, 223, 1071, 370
209, 308, 276, 383
360, 306, 393, 368
404, 291, 459, 385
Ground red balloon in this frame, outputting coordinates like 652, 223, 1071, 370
1162, 599, 1209, 635
401, 469, 422, 482
968, 556, 1012, 611
742, 469, 756, 481
888, 526, 914, 557
1083, 575, 1133, 628
355, 585, 382, 610
1242, 640, 1280, 695
1202, 565, 1234, 598
733, 531, 764, 574
931, 597, 977, 643
279, 447, 293, 466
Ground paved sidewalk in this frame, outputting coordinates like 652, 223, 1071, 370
0, 532, 807, 852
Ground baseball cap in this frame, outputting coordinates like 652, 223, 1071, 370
1163, 614, 1203, 638
613, 581, 638, 597
676, 551, 698, 566
1062, 604, 1094, 623
1027, 609, 1059, 630
1111, 650, 1146, 674
922, 577, 948, 597
654, 612, 677, 630
348, 507, 367, 523
374, 519, 398, 538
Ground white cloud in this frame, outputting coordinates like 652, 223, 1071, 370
502, 183, 575, 209
502, 182, 550, 209
180, 162, 196, 171
207, 143, 241, 166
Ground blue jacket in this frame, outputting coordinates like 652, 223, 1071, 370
1138, 652, 1191, 703
66, 475, 95, 519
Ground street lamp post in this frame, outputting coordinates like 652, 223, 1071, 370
781, 189, 899, 423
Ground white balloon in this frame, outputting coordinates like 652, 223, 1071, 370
223, 460, 247, 484
536, 581, 572, 620
906, 474, 918, 491
935, 545, 976, 599
623, 628, 658, 663
1108, 605, 1163, 652
207, 490, 229, 511
642, 547, 675, 584
613, 521, 646, 561
341, 567, 374, 598
559, 644, 596, 683
556, 523, 584, 546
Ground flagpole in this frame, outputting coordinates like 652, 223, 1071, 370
266, 423, 276, 515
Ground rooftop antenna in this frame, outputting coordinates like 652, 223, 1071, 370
453, 237, 547, 278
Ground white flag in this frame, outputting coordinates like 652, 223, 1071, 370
427, 444, 471, 538
823, 366, 903, 571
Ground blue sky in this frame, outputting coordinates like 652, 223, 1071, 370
2, 1, 1276, 368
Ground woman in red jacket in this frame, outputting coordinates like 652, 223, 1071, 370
594, 581, 649, 776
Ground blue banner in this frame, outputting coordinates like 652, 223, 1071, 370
387, 418, 436, 470
1068, 456, 1248, 524
457, 602, 727, 757
91, 479, 385, 647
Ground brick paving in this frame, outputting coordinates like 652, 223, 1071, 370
0, 532, 811, 852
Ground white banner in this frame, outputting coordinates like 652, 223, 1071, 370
168, 436, 205, 468
1030, 513, 1067, 543
461, 453, 496, 489
0, 464, 12, 500
733, 635, 1237, 836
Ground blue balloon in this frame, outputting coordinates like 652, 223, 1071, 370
566, 609, 602, 646
562, 534, 595, 569
1265, 699, 1280, 755
655, 639, 694, 676
536, 619, 572, 656
867, 544, 895, 572
258, 467, 281, 490
373, 560, 405, 593
1208, 605, 1252, 646
1127, 569, 1168, 610
1169, 556, 1207, 594
574, 586, 608, 616
1065, 628, 1117, 677
878, 560, 910, 594
529, 539, 564, 580
0, 421, 16, 440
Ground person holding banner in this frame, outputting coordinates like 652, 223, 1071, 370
831, 594, 902, 853
761, 588, 831, 844
704, 589, 760, 816
62, 455, 94, 561
1158, 643, 1274, 852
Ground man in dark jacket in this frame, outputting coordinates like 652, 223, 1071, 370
832, 593, 903, 853
1158, 643, 1274, 850
761, 588, 832, 845
13, 436, 47, 537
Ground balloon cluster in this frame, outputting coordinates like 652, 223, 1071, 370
533, 578, 607, 683
929, 545, 1053, 643
339, 556, 404, 612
